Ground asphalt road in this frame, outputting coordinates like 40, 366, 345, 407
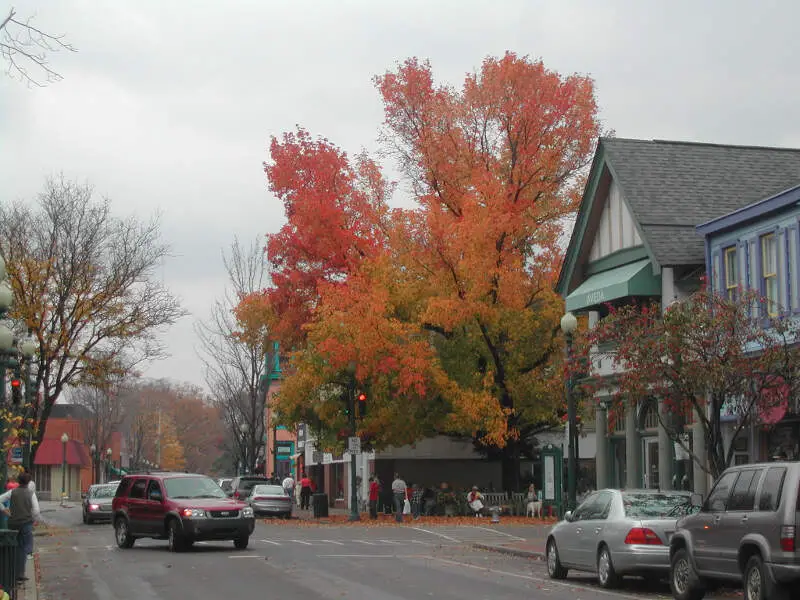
36, 504, 690, 600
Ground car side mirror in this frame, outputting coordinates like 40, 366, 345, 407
690, 493, 702, 508
564, 511, 573, 522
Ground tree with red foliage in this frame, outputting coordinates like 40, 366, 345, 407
237, 53, 602, 490
572, 288, 800, 480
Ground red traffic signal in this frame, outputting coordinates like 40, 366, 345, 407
357, 393, 367, 417
10, 379, 20, 388
357, 393, 366, 402
10, 378, 22, 404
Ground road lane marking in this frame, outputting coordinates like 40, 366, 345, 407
411, 540, 434, 545
228, 555, 264, 559
319, 540, 344, 545
421, 556, 644, 599
260, 539, 281, 545
353, 540, 376, 545
378, 539, 404, 544
411, 527, 460, 542
469, 525, 526, 541
316, 554, 413, 558
290, 540, 313, 545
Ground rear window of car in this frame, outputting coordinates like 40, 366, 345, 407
622, 492, 692, 518
758, 467, 786, 511
252, 485, 286, 496
237, 478, 268, 492
89, 484, 118, 498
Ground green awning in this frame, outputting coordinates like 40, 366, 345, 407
565, 259, 660, 312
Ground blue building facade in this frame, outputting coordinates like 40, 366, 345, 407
697, 183, 800, 461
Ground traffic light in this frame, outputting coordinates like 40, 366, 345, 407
357, 392, 367, 417
10, 378, 21, 405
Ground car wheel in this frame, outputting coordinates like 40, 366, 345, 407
670, 547, 705, 600
597, 545, 622, 589
743, 554, 790, 600
546, 538, 568, 579
114, 518, 135, 549
168, 519, 186, 552
234, 536, 249, 550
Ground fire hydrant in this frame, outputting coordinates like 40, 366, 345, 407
490, 506, 501, 523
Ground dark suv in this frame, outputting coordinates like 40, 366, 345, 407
112, 472, 255, 552
227, 475, 272, 500
669, 462, 800, 600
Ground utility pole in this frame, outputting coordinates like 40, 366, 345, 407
156, 409, 161, 466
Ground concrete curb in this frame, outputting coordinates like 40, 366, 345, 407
472, 542, 544, 560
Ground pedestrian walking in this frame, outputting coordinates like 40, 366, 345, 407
368, 476, 380, 519
0, 473, 40, 583
391, 473, 407, 523
299, 472, 312, 510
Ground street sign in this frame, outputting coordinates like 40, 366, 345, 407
347, 436, 361, 455
10, 447, 22, 464
323, 452, 333, 464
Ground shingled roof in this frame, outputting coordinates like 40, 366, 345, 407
603, 138, 800, 265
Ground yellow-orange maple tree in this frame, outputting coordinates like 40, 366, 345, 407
238, 53, 601, 488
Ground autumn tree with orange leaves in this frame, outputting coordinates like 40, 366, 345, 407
237, 53, 602, 490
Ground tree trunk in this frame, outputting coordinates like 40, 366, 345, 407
500, 438, 521, 492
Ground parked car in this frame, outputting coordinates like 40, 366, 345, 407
249, 484, 292, 518
82, 482, 120, 524
227, 475, 270, 500
546, 488, 696, 588
111, 472, 255, 552
669, 462, 800, 600
216, 478, 233, 494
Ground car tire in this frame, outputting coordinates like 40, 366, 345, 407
670, 547, 705, 600
168, 519, 186, 553
744, 554, 790, 600
546, 538, 568, 579
597, 545, 622, 589
234, 536, 249, 550
114, 517, 135, 549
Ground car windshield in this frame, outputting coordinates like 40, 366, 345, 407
165, 476, 227, 499
252, 485, 286, 496
622, 492, 692, 518
89, 484, 117, 498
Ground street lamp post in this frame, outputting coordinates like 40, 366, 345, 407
106, 447, 112, 482
241, 423, 249, 475
61, 432, 69, 504
0, 255, 39, 482
560, 312, 579, 512
90, 444, 96, 485
346, 361, 360, 522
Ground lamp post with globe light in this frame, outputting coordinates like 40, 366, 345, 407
106, 447, 112, 482
560, 311, 579, 512
90, 444, 96, 485
0, 254, 39, 484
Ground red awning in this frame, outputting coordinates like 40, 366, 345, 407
34, 439, 90, 467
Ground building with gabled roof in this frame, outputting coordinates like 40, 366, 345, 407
558, 137, 800, 495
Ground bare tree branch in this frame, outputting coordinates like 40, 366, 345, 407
1, 7, 76, 86
195, 237, 270, 474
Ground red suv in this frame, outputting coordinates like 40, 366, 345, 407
111, 472, 255, 552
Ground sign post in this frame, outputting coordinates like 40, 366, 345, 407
347, 436, 361, 455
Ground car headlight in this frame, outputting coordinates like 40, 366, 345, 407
181, 508, 207, 519
241, 507, 254, 518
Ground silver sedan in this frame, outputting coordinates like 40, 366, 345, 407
546, 489, 698, 588
248, 484, 293, 518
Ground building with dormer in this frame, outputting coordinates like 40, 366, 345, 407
558, 137, 800, 495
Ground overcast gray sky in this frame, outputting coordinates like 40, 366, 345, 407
2, 0, 798, 390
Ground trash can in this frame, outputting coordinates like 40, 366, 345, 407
312, 493, 329, 518
0, 529, 18, 595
